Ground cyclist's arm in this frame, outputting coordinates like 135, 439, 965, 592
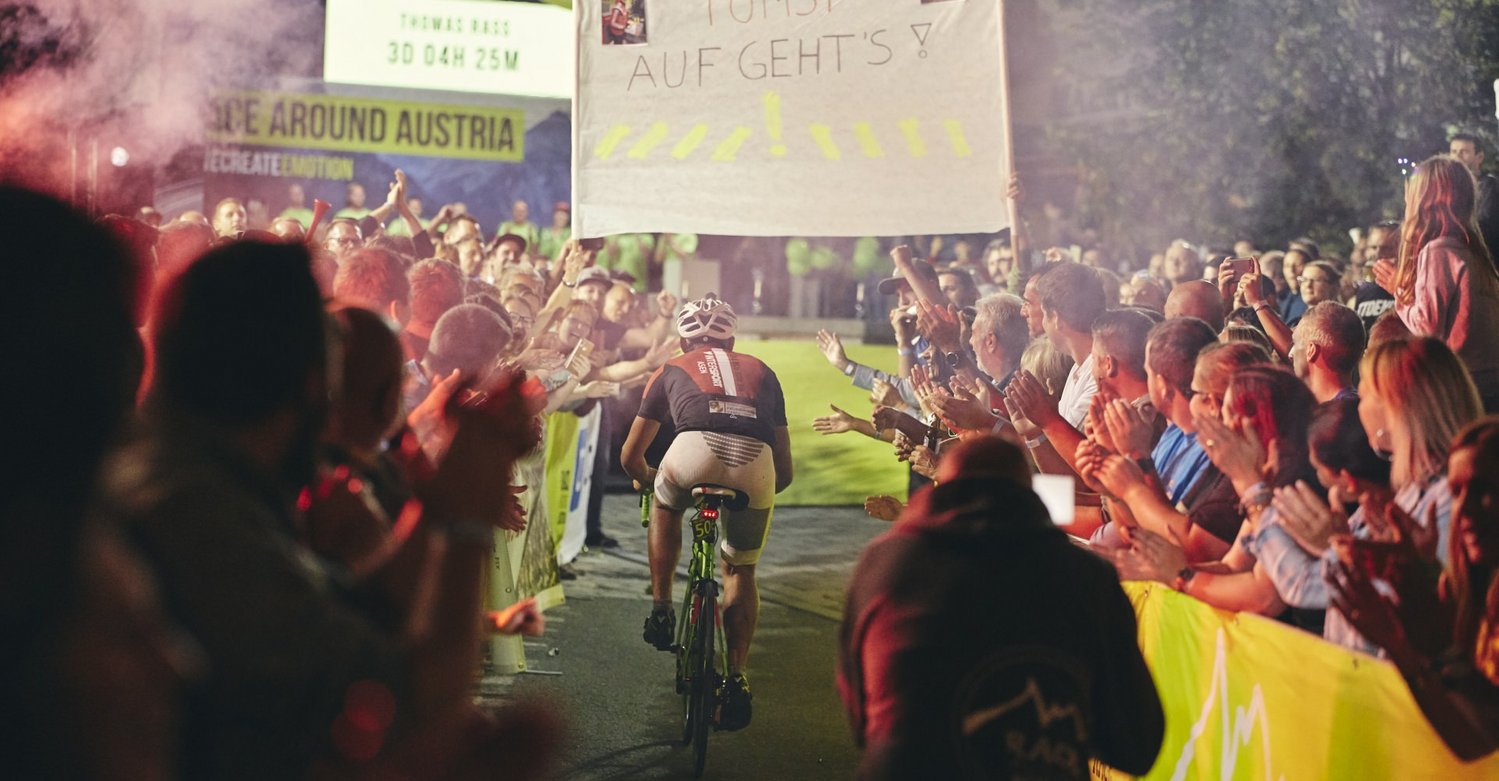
593, 354, 656, 383
772, 426, 793, 493
621, 415, 661, 488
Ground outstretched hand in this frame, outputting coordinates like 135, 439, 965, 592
871, 377, 905, 410
424, 371, 547, 524
890, 244, 914, 270
864, 495, 903, 522
813, 404, 863, 436
645, 337, 678, 368
816, 329, 851, 372
909, 364, 945, 418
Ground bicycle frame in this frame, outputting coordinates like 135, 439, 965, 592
642, 486, 733, 775
675, 499, 728, 696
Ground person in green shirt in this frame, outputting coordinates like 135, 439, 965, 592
385, 196, 425, 237
601, 233, 656, 292
332, 182, 371, 221
497, 200, 541, 252
535, 201, 571, 261
276, 183, 315, 230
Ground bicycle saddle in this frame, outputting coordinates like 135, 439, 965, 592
691, 484, 751, 511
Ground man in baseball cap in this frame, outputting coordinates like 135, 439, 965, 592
493, 233, 527, 268
876, 257, 939, 296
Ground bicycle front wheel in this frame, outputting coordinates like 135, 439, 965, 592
691, 588, 717, 777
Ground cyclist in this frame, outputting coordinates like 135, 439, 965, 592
621, 294, 794, 731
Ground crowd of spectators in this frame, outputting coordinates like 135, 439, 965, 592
825, 148, 1499, 770
8, 137, 1499, 777
2, 161, 697, 775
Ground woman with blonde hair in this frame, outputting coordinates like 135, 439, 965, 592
1358, 336, 1484, 517
1373, 155, 1499, 409
1333, 415, 1499, 760
1019, 337, 1074, 404
1241, 337, 1483, 654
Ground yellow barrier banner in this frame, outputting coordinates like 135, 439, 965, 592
209, 90, 524, 161
1095, 583, 1499, 780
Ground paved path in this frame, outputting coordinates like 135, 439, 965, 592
481, 493, 886, 779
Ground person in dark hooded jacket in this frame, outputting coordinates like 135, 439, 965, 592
837, 435, 1164, 780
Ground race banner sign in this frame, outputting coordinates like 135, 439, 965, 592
573, 0, 1013, 238
210, 91, 525, 162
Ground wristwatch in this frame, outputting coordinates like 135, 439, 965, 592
1133, 454, 1155, 473
1173, 566, 1196, 592
944, 351, 962, 369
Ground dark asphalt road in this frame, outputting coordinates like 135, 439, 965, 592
484, 493, 886, 780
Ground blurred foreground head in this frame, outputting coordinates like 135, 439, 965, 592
1, 185, 140, 503
149, 240, 328, 486
0, 186, 141, 546
935, 435, 1031, 487
0, 188, 187, 779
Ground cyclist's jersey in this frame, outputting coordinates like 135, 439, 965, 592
639, 347, 787, 446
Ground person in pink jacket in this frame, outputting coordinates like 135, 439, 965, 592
1374, 155, 1499, 410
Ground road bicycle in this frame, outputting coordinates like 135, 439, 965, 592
643, 484, 745, 777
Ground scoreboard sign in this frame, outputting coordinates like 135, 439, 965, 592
324, 0, 573, 100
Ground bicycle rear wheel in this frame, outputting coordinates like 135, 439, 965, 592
679, 590, 699, 745
690, 587, 717, 777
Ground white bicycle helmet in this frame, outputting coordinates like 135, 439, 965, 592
675, 294, 738, 341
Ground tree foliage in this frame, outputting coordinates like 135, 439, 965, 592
1044, 0, 1499, 257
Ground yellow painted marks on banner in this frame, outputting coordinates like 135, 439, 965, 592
897, 119, 927, 158
672, 124, 710, 159
593, 125, 632, 160
711, 127, 753, 161
764, 91, 787, 157
597, 118, 967, 162
626, 122, 671, 159
853, 122, 885, 158
943, 119, 972, 158
809, 124, 841, 161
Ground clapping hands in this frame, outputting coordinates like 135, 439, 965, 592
1111, 526, 1188, 584
1194, 411, 1269, 488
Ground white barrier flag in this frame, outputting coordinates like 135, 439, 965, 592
573, 0, 1011, 238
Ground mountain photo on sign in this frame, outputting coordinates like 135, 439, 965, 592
603, 0, 647, 45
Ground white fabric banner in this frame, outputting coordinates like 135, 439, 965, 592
573, 0, 1012, 238
556, 404, 600, 565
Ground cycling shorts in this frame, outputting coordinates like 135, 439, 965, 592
654, 430, 775, 566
